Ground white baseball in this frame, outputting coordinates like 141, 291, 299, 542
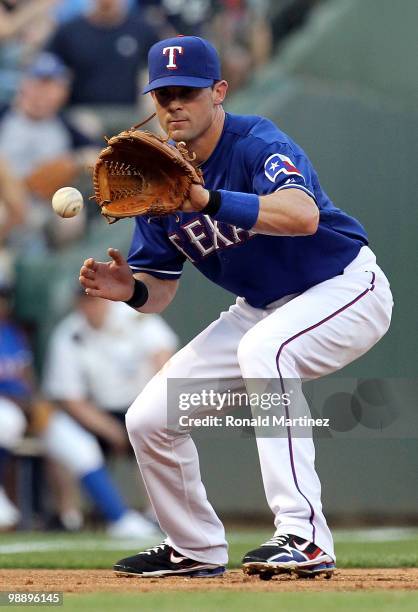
52, 187, 84, 218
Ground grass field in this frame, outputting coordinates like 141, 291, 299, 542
62, 591, 418, 612
1, 528, 417, 611
1, 528, 418, 569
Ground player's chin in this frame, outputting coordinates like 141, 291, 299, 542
167, 123, 191, 142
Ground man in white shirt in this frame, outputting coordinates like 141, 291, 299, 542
42, 290, 178, 536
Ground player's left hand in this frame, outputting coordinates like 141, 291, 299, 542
181, 183, 210, 212
79, 248, 134, 301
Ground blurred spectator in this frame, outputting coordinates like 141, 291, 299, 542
46, 0, 159, 106
0, 157, 26, 242
0, 52, 99, 253
0, 282, 31, 529
0, 0, 59, 103
0, 280, 168, 536
41, 291, 178, 536
0, 282, 80, 532
138, 0, 213, 37
211, 0, 272, 92
0, 0, 57, 42
0, 156, 27, 283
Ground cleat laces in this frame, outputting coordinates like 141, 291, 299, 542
138, 540, 169, 556
261, 534, 291, 547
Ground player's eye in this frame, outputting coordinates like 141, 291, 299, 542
178, 88, 199, 100
154, 88, 200, 105
154, 89, 171, 104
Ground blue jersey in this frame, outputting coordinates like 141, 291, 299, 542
0, 321, 32, 398
128, 113, 368, 308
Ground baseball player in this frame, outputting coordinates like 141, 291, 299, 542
79, 36, 393, 578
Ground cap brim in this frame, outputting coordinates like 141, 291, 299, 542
142, 76, 214, 94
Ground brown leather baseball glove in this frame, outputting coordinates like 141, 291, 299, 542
92, 128, 204, 224
25, 155, 79, 200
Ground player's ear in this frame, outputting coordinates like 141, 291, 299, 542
212, 80, 228, 105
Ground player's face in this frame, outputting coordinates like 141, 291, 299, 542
18, 78, 69, 119
151, 82, 227, 144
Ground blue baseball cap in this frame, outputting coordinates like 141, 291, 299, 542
143, 36, 221, 94
27, 52, 70, 81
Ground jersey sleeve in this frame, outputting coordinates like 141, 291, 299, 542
250, 141, 317, 201
127, 217, 185, 279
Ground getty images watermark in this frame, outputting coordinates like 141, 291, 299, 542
177, 388, 329, 429
166, 378, 418, 439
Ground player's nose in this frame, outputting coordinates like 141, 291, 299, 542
167, 97, 183, 112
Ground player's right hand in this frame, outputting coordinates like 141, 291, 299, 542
181, 183, 210, 212
79, 248, 135, 302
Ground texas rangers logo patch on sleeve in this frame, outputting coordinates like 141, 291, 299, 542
264, 153, 304, 183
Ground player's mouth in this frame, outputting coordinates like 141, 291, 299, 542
168, 119, 188, 127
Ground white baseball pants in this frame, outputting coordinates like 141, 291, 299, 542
0, 397, 26, 449
126, 246, 393, 565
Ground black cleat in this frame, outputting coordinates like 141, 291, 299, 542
114, 541, 225, 578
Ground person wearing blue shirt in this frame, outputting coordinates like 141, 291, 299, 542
80, 36, 393, 579
0, 283, 31, 529
46, 0, 159, 106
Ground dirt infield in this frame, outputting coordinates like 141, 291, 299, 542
1, 569, 418, 593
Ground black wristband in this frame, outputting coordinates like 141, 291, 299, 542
124, 279, 149, 309
201, 190, 222, 216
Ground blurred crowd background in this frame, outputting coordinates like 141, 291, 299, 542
0, 0, 416, 535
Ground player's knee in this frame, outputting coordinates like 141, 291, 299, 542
237, 325, 298, 377
0, 398, 26, 449
126, 382, 184, 456
125, 396, 164, 446
237, 327, 279, 369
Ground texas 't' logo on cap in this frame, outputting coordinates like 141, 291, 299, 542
143, 36, 221, 94
163, 46, 183, 70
